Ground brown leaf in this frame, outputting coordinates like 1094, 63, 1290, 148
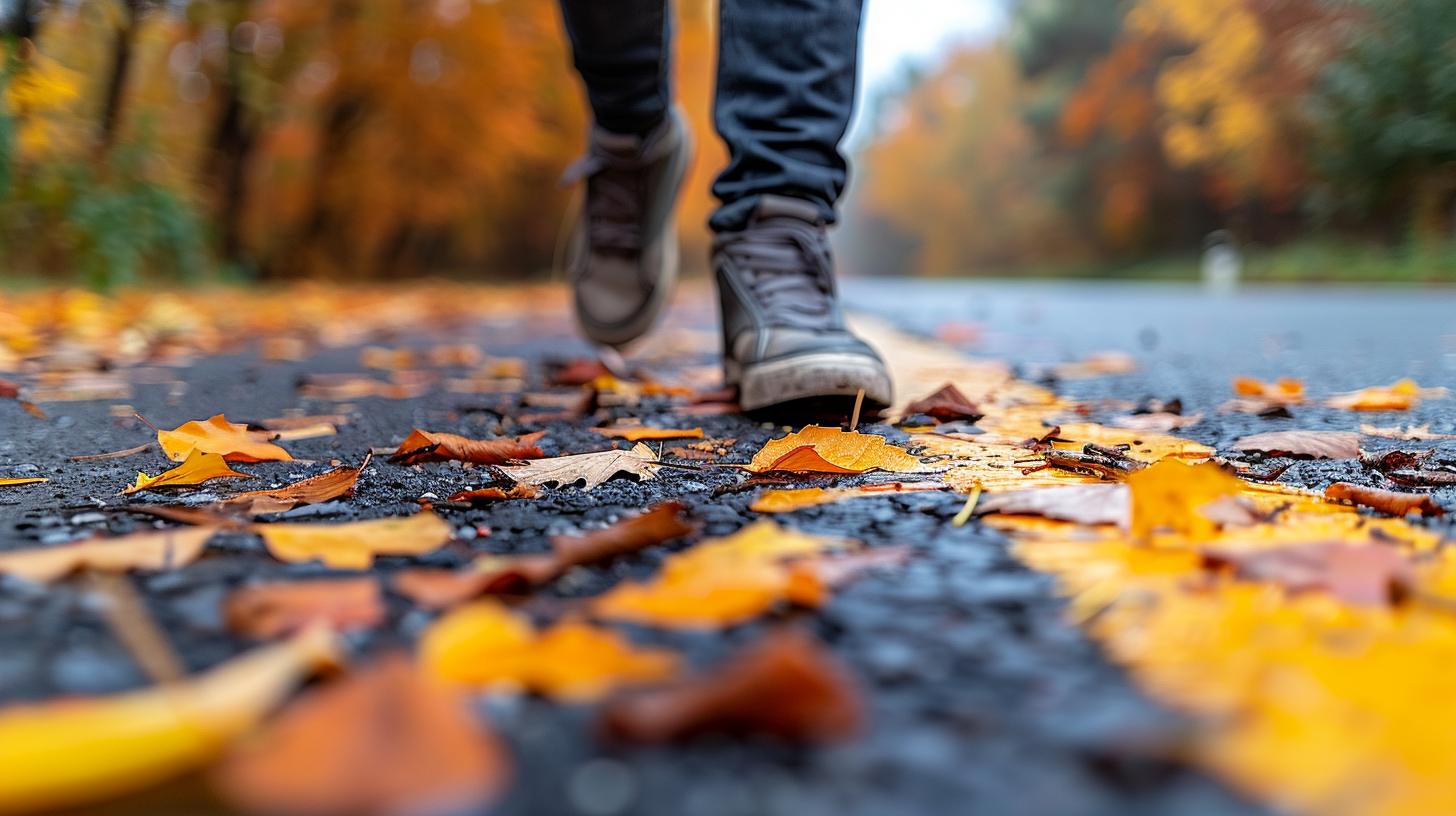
549, 358, 611, 386
388, 430, 545, 466
1232, 430, 1362, 460
601, 629, 861, 743
446, 484, 540, 504
1203, 543, 1414, 606
499, 442, 660, 491
224, 455, 370, 515
224, 577, 386, 639
1113, 412, 1203, 433
1324, 482, 1445, 517
393, 555, 562, 609
975, 483, 1130, 527
553, 501, 695, 568
212, 654, 510, 816
903, 383, 981, 422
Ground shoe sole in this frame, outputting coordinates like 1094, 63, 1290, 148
734, 352, 895, 414
571, 115, 695, 350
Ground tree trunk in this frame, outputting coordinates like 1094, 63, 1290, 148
97, 0, 143, 155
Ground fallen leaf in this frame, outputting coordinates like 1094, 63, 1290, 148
749, 482, 947, 513
593, 521, 849, 628
421, 602, 678, 701
0, 527, 216, 583
158, 414, 293, 463
70, 442, 153, 461
1324, 482, 1444, 517
499, 442, 660, 491
1127, 459, 1244, 541
0, 477, 47, 487
446, 484, 540, 504
224, 577, 385, 639
1052, 422, 1215, 463
1327, 379, 1446, 411
601, 629, 861, 743
591, 426, 705, 441
224, 455, 370, 514
258, 414, 349, 431
549, 358, 611, 386
747, 426, 930, 474
388, 429, 545, 466
1359, 423, 1456, 441
1232, 430, 1362, 460
1233, 377, 1305, 403
553, 501, 695, 567
1052, 351, 1138, 379
123, 450, 254, 495
1203, 542, 1414, 606
1112, 412, 1203, 432
256, 512, 452, 569
975, 483, 1130, 527
0, 626, 337, 815
902, 383, 981, 421
212, 654, 509, 816
268, 423, 338, 442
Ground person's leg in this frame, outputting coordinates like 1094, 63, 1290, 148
709, 0, 863, 230
708, 0, 892, 415
557, 0, 672, 136
557, 0, 693, 349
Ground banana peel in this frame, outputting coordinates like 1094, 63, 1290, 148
0, 625, 338, 814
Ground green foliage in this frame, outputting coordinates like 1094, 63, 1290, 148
1307, 0, 1456, 237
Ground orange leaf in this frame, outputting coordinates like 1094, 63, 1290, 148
388, 429, 545, 466
749, 482, 946, 513
122, 450, 253, 495
0, 477, 47, 487
224, 577, 385, 639
212, 654, 509, 816
256, 513, 452, 569
601, 629, 861, 743
591, 426, 705, 441
446, 484, 540, 504
747, 426, 929, 474
1324, 483, 1444, 517
1327, 379, 1446, 411
1127, 459, 1244, 541
1233, 377, 1305, 403
224, 455, 370, 514
421, 602, 678, 701
552, 501, 695, 568
157, 414, 292, 463
0, 527, 215, 583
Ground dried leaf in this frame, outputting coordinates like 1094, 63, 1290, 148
1233, 377, 1305, 403
213, 654, 509, 816
70, 442, 152, 461
224, 455, 370, 514
123, 450, 253, 495
1127, 459, 1244, 541
257, 512, 452, 569
0, 527, 215, 583
553, 501, 695, 568
0, 477, 47, 487
976, 483, 1130, 527
1327, 379, 1446, 411
269, 423, 338, 442
388, 429, 545, 466
749, 482, 947, 513
593, 521, 848, 629
1052, 352, 1138, 380
601, 629, 861, 743
1233, 430, 1362, 460
1112, 412, 1203, 432
421, 602, 678, 701
1203, 543, 1414, 606
224, 577, 385, 639
591, 426, 705, 441
446, 484, 540, 504
157, 414, 292, 463
499, 442, 660, 491
747, 426, 929, 474
0, 627, 336, 815
903, 383, 981, 421
1324, 482, 1444, 517
1359, 423, 1456, 441
393, 555, 561, 609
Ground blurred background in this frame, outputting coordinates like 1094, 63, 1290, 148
0, 0, 1453, 288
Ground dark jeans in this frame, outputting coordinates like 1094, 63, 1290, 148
557, 0, 865, 232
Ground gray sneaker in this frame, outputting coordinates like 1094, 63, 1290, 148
713, 195, 894, 415
561, 108, 692, 349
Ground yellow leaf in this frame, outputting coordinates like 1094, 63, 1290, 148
257, 513, 452, 569
749, 483, 947, 513
747, 426, 930, 474
158, 414, 292, 463
421, 602, 678, 701
593, 521, 849, 628
1127, 459, 1243, 541
0, 477, 46, 487
0, 626, 337, 815
123, 450, 253, 495
591, 426, 705, 441
1327, 379, 1447, 411
0, 527, 216, 583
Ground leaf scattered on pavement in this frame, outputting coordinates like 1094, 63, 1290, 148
122, 450, 253, 495
0, 526, 216, 583
591, 426, 705, 441
0, 477, 48, 488
747, 426, 930, 474
1327, 379, 1446, 411
1323, 482, 1444, 517
498, 442, 660, 491
976, 483, 1130, 527
1232, 430, 1362, 460
388, 429, 545, 466
1127, 459, 1244, 541
446, 484, 540, 504
224, 577, 386, 639
902, 383, 981, 422
224, 455, 371, 514
158, 414, 293, 463
1203, 542, 1415, 606
257, 512, 452, 569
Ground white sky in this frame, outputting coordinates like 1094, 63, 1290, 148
851, 0, 1006, 140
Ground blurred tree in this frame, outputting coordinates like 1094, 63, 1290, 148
1307, 0, 1456, 241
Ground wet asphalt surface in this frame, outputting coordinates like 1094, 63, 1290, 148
5, 279, 1456, 816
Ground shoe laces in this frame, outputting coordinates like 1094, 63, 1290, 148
717, 218, 836, 329
562, 129, 670, 255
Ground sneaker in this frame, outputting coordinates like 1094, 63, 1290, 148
713, 195, 894, 414
561, 108, 692, 349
